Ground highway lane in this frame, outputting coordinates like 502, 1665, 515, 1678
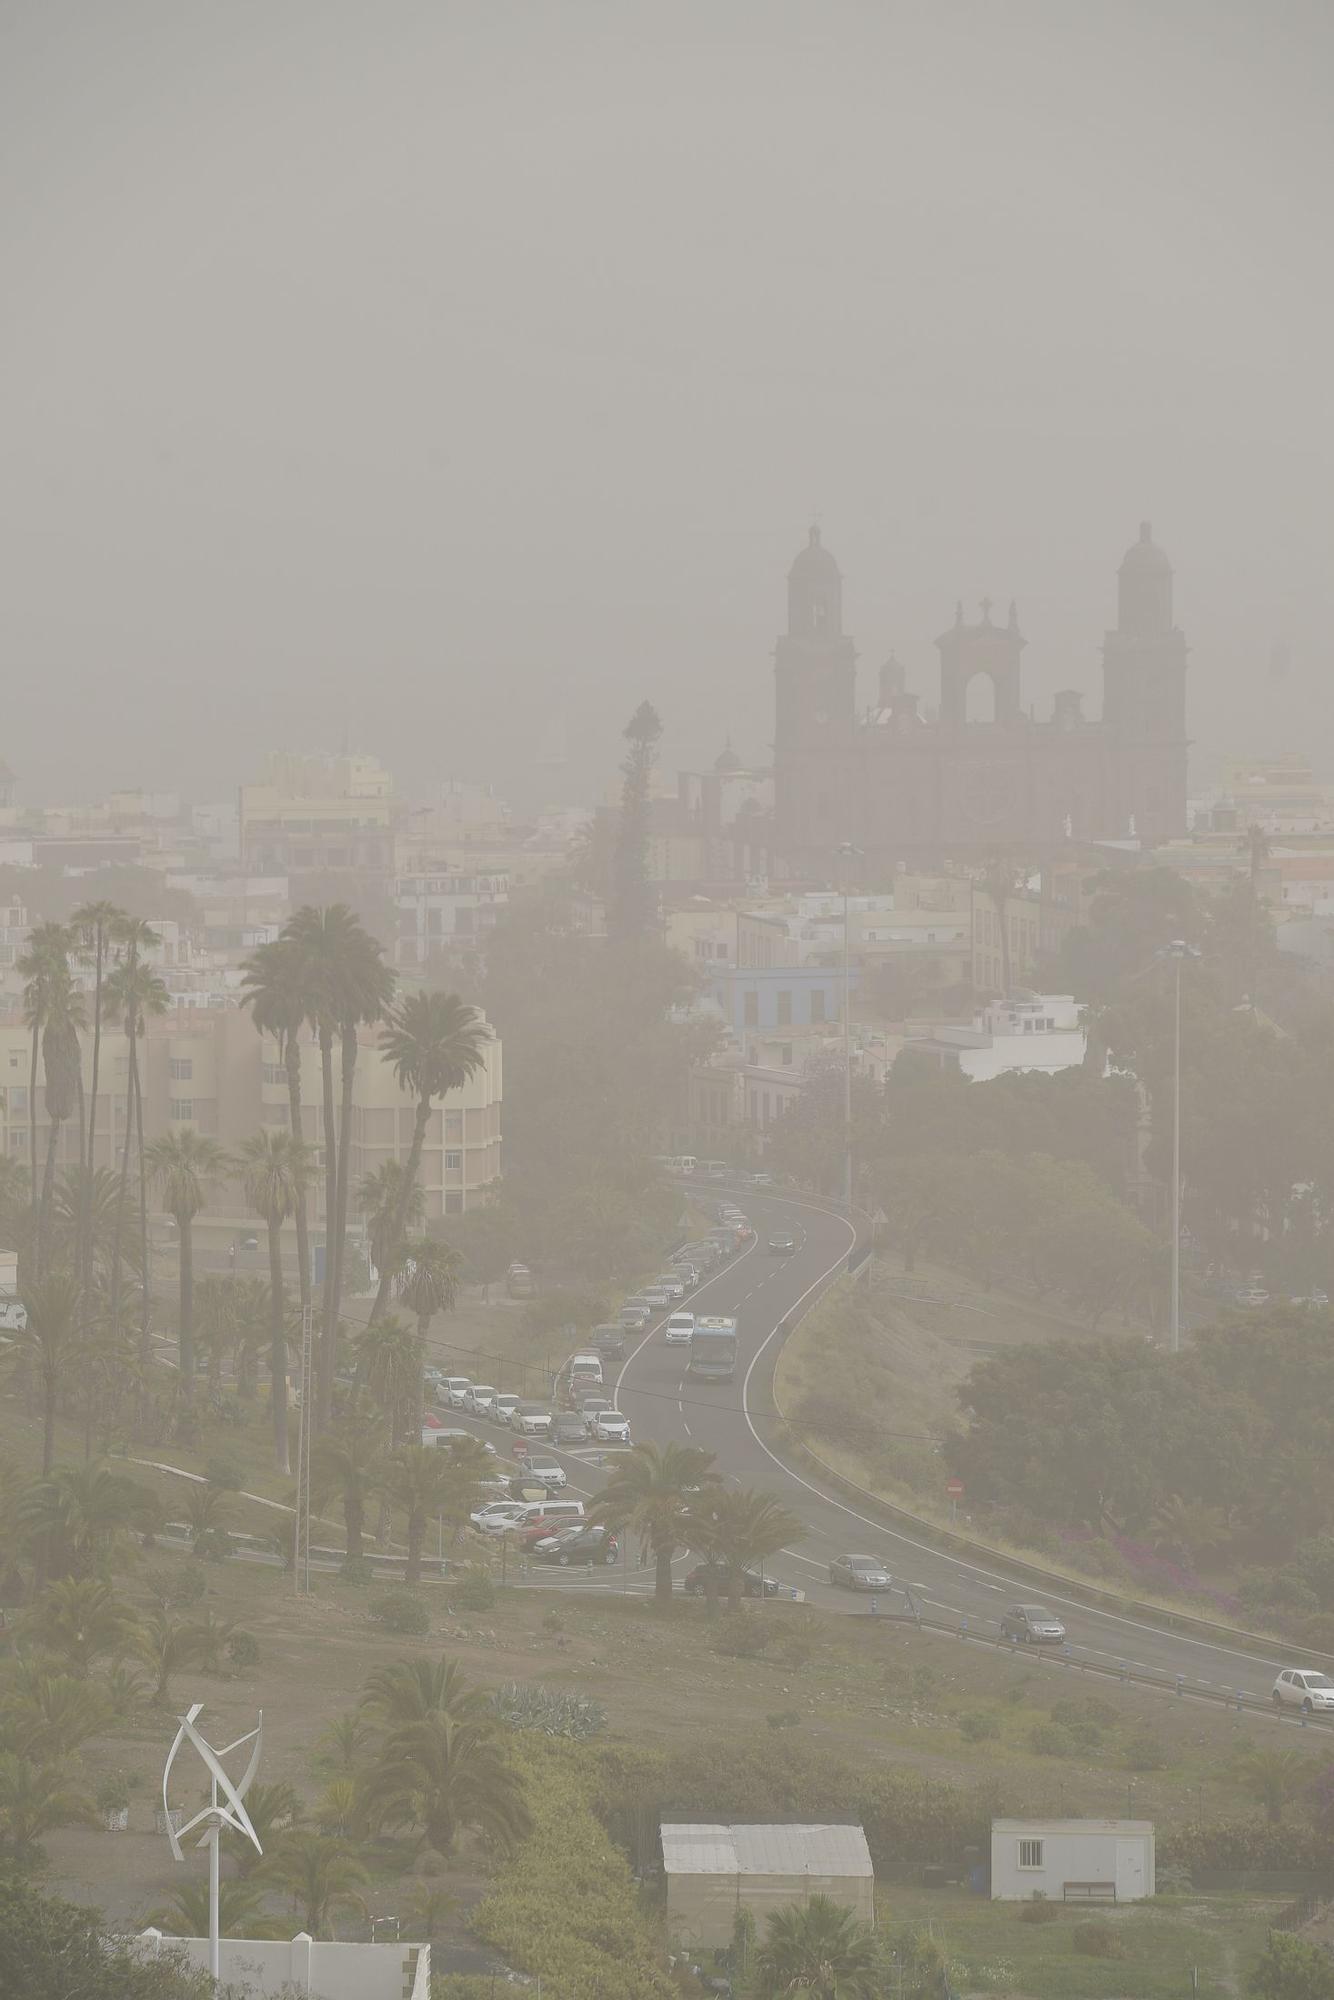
612, 1187, 1313, 1713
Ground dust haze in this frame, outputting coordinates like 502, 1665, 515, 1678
4, 0, 1332, 804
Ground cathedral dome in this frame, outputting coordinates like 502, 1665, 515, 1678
789, 524, 841, 584
714, 736, 743, 774
1120, 521, 1171, 575
786, 525, 843, 639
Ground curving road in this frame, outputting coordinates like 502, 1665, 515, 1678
438, 1188, 1324, 1724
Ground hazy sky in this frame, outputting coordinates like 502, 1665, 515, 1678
4, 1, 1332, 810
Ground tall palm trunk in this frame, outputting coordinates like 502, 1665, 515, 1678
41, 1357, 57, 1476
27, 1021, 39, 1240
265, 1209, 290, 1474
405, 1511, 424, 1587
109, 996, 138, 1325
283, 1031, 312, 1315
654, 1543, 673, 1608
37, 1111, 62, 1276
369, 1095, 430, 1324
177, 1212, 195, 1400
318, 1025, 338, 1428
325, 1023, 360, 1422
135, 1058, 151, 1373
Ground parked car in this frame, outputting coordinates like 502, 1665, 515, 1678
519, 1455, 567, 1490
428, 1427, 498, 1457
828, 1553, 891, 1592
655, 1273, 686, 1302
619, 1303, 652, 1331
1000, 1604, 1067, 1645
684, 1561, 780, 1598
1234, 1285, 1270, 1308
1291, 1290, 1330, 1309
442, 1377, 472, 1408
579, 1398, 614, 1435
1272, 1669, 1334, 1714
744, 1171, 774, 1189
470, 1501, 527, 1533
492, 1394, 522, 1427
506, 1262, 536, 1300
591, 1324, 626, 1358
467, 1383, 498, 1417
533, 1524, 620, 1566
514, 1402, 553, 1436
665, 1311, 695, 1345
767, 1230, 796, 1254
640, 1286, 671, 1309
592, 1410, 631, 1444
551, 1413, 588, 1447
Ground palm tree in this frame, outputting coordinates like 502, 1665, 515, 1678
357, 1160, 424, 1298
230, 1275, 272, 1400
356, 1313, 421, 1445
72, 900, 124, 1205
593, 1440, 721, 1608
312, 1421, 386, 1563
193, 1275, 240, 1395
368, 992, 488, 1322
224, 1779, 304, 1874
0, 1660, 112, 1760
0, 1754, 97, 1868
283, 905, 395, 1425
359, 1712, 531, 1859
260, 1830, 367, 1939
399, 1880, 458, 1944
17, 922, 78, 1271
1232, 1745, 1310, 1825
103, 937, 167, 1354
37, 969, 85, 1274
695, 1488, 805, 1616
240, 937, 314, 1320
315, 1711, 375, 1775
752, 1895, 880, 1999
19, 1271, 83, 1473
148, 1877, 280, 1940
18, 1460, 154, 1581
21, 1576, 140, 1677
377, 1444, 474, 1584
239, 1128, 313, 1472
358, 1654, 489, 1728
397, 1239, 463, 1430
979, 856, 1020, 997
146, 1127, 232, 1402
135, 1608, 205, 1704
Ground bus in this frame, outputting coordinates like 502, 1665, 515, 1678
687, 1315, 738, 1382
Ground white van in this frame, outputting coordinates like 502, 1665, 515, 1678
568, 1352, 604, 1388
514, 1498, 585, 1532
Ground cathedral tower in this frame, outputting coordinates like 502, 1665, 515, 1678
1101, 522, 1188, 838
773, 527, 858, 852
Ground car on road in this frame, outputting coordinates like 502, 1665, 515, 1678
467, 1384, 498, 1417
665, 1311, 695, 1345
591, 1324, 626, 1358
550, 1413, 588, 1447
683, 1561, 780, 1598
640, 1285, 672, 1309
743, 1171, 774, 1189
533, 1523, 620, 1566
1234, 1285, 1270, 1308
619, 1303, 652, 1331
655, 1272, 686, 1301
470, 1500, 527, 1533
519, 1455, 567, 1489
579, 1397, 614, 1434
492, 1394, 521, 1427
442, 1377, 472, 1408
513, 1402, 553, 1436
592, 1410, 631, 1444
1273, 1668, 1334, 1713
1291, 1290, 1330, 1309
426, 1427, 498, 1456
767, 1230, 796, 1254
1000, 1604, 1067, 1644
829, 1553, 892, 1592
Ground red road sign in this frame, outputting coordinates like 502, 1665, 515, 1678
945, 1477, 964, 1498
511, 1441, 529, 1459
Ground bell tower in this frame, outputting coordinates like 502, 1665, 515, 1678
1102, 522, 1189, 838
773, 525, 858, 858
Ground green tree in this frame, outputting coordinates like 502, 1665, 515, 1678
18, 1271, 83, 1473
1249, 1929, 1334, 1999
36, 958, 86, 1275
356, 1313, 421, 1445
378, 1443, 485, 1585
358, 1653, 489, 1727
146, 1128, 232, 1403
0, 1756, 97, 1870
368, 992, 488, 1321
103, 923, 165, 1337
147, 1876, 280, 1940
312, 1420, 386, 1563
134, 1609, 204, 1704
0, 1662, 111, 1759
18, 1461, 154, 1581
360, 1712, 531, 1858
240, 937, 315, 1319
0, 1877, 227, 1998
396, 1238, 463, 1427
259, 1830, 367, 1939
1232, 1745, 1311, 1825
752, 1894, 880, 1999
357, 1160, 425, 1296
608, 700, 662, 942
695, 1487, 805, 1615
192, 1275, 239, 1395
17, 922, 78, 1264
239, 1128, 313, 1471
21, 1576, 140, 1677
593, 1441, 720, 1608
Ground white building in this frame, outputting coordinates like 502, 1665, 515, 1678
663, 1822, 874, 1949
905, 992, 1087, 1082
990, 1818, 1154, 1903
136, 1930, 429, 1999
392, 868, 509, 968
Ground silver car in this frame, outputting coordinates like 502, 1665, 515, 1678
829, 1553, 891, 1592
1000, 1604, 1067, 1645
1273, 1668, 1334, 1714
655, 1273, 686, 1301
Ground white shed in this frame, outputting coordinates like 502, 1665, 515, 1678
990, 1818, 1155, 1903
662, 1823, 875, 1949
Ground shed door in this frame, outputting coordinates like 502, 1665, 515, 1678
1115, 1839, 1145, 1900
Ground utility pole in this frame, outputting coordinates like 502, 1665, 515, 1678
836, 842, 863, 1210
293, 1303, 314, 1594
1162, 940, 1199, 1355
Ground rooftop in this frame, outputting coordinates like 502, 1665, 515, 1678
661, 1822, 873, 1877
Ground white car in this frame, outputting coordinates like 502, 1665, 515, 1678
514, 1403, 552, 1436
579, 1397, 614, 1435
520, 1456, 567, 1489
640, 1286, 671, 1309
665, 1311, 695, 1345
492, 1394, 522, 1427
431, 1427, 498, 1457
593, 1410, 631, 1444
655, 1273, 686, 1301
443, 1377, 471, 1408
1272, 1669, 1334, 1714
467, 1383, 497, 1417
470, 1501, 527, 1533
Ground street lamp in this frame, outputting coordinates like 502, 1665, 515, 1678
835, 843, 864, 1210
1158, 940, 1201, 1355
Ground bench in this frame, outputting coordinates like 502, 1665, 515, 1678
1062, 1881, 1117, 1903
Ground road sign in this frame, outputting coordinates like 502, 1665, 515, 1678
945, 1477, 964, 1498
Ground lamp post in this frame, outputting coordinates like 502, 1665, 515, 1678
1160, 940, 1200, 1355
835, 843, 863, 1210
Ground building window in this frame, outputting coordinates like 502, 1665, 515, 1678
444, 1189, 463, 1215
445, 1151, 462, 1172
169, 1058, 193, 1081
743, 991, 759, 1028
8, 1088, 27, 1114
780, 1044, 793, 1067
1018, 1839, 1043, 1870
777, 990, 792, 1026
170, 1100, 194, 1122
810, 990, 826, 1024
263, 1062, 286, 1085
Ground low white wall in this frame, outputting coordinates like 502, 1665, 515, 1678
136, 1930, 429, 1999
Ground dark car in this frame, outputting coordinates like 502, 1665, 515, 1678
533, 1524, 620, 1566
683, 1561, 780, 1598
591, 1324, 626, 1358
550, 1413, 588, 1447
768, 1230, 795, 1254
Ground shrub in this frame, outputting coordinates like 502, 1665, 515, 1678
1017, 1898, 1060, 1924
369, 1589, 431, 1636
95, 1774, 131, 1814
1028, 1722, 1074, 1757
492, 1684, 607, 1740
959, 1711, 1001, 1743
541, 1609, 565, 1635
1156, 1861, 1193, 1894
227, 1630, 260, 1669
1072, 1921, 1123, 1958
192, 1528, 233, 1564
1050, 1696, 1117, 1731
714, 1616, 770, 1659
910, 1666, 940, 1702
148, 1560, 205, 1608
453, 1567, 496, 1612
1125, 1730, 1168, 1771
204, 1456, 244, 1491
338, 1555, 373, 1587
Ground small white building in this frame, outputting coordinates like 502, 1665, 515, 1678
906, 992, 1088, 1082
990, 1818, 1154, 1903
663, 1823, 874, 1949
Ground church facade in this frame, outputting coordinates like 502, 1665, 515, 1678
773, 523, 1189, 870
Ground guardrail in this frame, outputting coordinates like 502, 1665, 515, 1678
762, 1264, 1331, 1672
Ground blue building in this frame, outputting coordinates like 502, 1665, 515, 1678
705, 962, 859, 1039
